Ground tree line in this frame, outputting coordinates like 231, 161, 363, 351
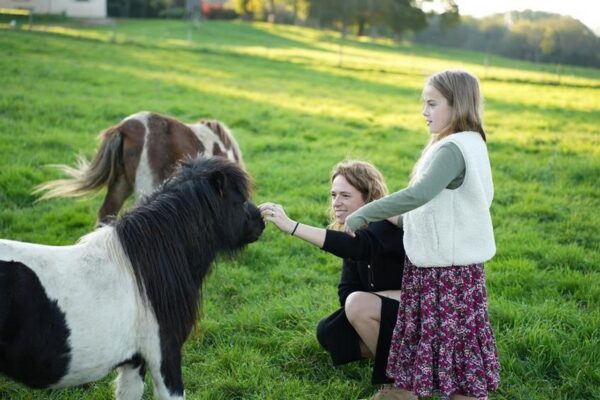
106, 0, 600, 68
231, 0, 458, 37
411, 11, 600, 68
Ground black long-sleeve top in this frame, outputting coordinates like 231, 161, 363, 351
321, 220, 405, 307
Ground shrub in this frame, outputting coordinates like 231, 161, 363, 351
201, 4, 238, 20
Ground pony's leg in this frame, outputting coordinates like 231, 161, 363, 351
97, 175, 133, 226
148, 349, 185, 400
114, 361, 146, 400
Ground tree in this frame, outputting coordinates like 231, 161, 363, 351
384, 0, 427, 36
284, 0, 306, 23
232, 0, 253, 18
307, 0, 344, 28
307, 0, 427, 37
539, 17, 600, 66
438, 0, 459, 30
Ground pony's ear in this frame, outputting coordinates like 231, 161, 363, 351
209, 170, 227, 196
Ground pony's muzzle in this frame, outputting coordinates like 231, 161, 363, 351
245, 202, 265, 243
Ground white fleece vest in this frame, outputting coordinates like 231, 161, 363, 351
403, 131, 495, 267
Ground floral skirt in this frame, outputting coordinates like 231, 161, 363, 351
386, 257, 500, 399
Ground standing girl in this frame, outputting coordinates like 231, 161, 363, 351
346, 70, 500, 400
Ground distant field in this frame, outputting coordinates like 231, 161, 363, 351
0, 19, 599, 399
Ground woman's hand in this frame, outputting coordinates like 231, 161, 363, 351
259, 202, 296, 234
259, 202, 327, 248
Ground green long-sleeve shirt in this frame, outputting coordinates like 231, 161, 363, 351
346, 142, 465, 231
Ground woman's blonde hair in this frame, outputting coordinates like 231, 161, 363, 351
329, 160, 388, 229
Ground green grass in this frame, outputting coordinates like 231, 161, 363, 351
1, 19, 599, 399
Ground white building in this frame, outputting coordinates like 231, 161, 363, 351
0, 0, 106, 18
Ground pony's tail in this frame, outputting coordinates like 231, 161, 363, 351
34, 127, 123, 200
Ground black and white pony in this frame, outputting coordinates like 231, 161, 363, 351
0, 157, 265, 399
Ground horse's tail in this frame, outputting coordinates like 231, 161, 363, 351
34, 127, 123, 200
201, 119, 245, 170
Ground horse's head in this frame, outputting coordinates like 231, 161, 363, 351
114, 156, 264, 347
177, 156, 265, 250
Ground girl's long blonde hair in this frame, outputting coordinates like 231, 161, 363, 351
412, 70, 486, 180
428, 69, 486, 142
329, 160, 388, 230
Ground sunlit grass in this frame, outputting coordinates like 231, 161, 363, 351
1, 19, 599, 399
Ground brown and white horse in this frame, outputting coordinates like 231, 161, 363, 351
35, 111, 244, 225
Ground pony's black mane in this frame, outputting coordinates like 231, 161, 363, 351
115, 157, 251, 344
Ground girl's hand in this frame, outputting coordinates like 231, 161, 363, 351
344, 212, 365, 236
343, 223, 356, 237
259, 202, 297, 234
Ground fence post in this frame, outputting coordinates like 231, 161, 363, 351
111, 18, 116, 43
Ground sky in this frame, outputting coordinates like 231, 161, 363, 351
447, 0, 600, 33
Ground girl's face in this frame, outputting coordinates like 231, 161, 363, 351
422, 84, 453, 134
331, 175, 366, 225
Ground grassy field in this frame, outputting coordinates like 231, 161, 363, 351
1, 18, 599, 399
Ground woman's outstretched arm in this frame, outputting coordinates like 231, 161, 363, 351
259, 202, 326, 248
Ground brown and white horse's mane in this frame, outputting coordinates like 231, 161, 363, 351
35, 111, 244, 225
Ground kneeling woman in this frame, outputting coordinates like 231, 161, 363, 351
260, 160, 405, 389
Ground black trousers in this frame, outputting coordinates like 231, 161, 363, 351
316, 295, 400, 384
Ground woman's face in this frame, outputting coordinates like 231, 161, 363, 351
422, 84, 453, 134
331, 175, 366, 225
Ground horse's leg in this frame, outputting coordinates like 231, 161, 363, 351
97, 174, 133, 226
114, 359, 146, 400
148, 348, 185, 400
